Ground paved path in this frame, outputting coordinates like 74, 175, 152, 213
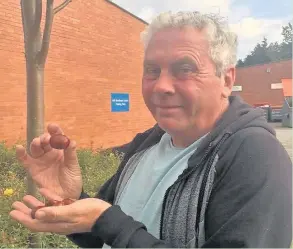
273, 123, 292, 160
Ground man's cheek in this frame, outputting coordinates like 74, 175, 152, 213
191, 105, 199, 117
188, 102, 199, 117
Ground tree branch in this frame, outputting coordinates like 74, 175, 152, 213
20, 0, 29, 44
54, 0, 72, 15
37, 0, 54, 66
32, 0, 42, 38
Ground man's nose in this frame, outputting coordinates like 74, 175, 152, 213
153, 71, 175, 95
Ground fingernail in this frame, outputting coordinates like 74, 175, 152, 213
36, 211, 45, 219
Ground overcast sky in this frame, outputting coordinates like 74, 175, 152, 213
112, 0, 292, 60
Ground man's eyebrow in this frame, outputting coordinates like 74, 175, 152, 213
172, 56, 197, 65
143, 57, 197, 66
143, 60, 157, 66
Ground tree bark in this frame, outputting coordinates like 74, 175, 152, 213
26, 65, 45, 152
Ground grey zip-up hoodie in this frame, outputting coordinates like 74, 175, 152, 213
67, 96, 292, 248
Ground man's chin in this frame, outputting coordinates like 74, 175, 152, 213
157, 119, 186, 134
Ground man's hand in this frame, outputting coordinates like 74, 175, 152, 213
9, 188, 111, 235
16, 123, 83, 200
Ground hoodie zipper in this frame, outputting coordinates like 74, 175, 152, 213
159, 133, 230, 242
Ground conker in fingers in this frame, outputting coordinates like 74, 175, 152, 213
49, 134, 70, 150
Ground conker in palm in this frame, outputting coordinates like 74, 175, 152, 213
31, 198, 75, 219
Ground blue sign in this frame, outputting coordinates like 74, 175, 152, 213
111, 93, 130, 112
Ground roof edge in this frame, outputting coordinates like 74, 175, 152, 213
105, 0, 149, 25
236, 58, 292, 70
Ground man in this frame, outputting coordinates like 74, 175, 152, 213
10, 11, 292, 248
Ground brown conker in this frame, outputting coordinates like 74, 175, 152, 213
62, 198, 75, 205
46, 199, 60, 206
49, 134, 70, 150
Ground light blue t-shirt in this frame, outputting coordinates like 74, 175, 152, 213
116, 133, 203, 238
114, 132, 207, 239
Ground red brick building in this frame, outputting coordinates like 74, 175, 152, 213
0, 0, 156, 149
232, 59, 292, 107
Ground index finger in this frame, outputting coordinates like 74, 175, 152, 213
23, 195, 45, 209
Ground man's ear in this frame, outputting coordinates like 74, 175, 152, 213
221, 67, 236, 98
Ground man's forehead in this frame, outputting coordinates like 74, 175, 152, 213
146, 27, 207, 48
144, 27, 209, 61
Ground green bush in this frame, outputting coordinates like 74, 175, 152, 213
0, 141, 122, 248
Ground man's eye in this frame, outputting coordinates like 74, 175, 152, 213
143, 67, 161, 80
180, 67, 192, 73
172, 64, 196, 79
179, 66, 193, 73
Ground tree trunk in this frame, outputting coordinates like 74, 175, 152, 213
25, 63, 44, 248
26, 64, 45, 191
26, 64, 45, 144
20, 0, 72, 246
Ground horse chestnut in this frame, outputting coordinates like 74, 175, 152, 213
31, 198, 75, 219
46, 199, 61, 206
62, 198, 75, 205
49, 134, 70, 150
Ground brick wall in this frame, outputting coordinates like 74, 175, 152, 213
232, 60, 292, 107
0, 0, 156, 149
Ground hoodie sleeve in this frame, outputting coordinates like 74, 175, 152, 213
67, 194, 171, 248
91, 205, 171, 248
65, 191, 105, 248
203, 131, 292, 248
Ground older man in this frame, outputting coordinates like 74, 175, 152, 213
11, 11, 291, 248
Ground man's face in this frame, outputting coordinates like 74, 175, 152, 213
142, 27, 235, 135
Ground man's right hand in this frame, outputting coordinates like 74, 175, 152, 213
16, 123, 83, 200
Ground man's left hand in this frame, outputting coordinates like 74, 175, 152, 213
9, 188, 111, 235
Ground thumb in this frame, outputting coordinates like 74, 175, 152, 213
15, 145, 32, 167
35, 205, 72, 222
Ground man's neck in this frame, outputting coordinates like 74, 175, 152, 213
171, 127, 210, 148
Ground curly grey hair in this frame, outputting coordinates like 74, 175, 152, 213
140, 11, 238, 76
